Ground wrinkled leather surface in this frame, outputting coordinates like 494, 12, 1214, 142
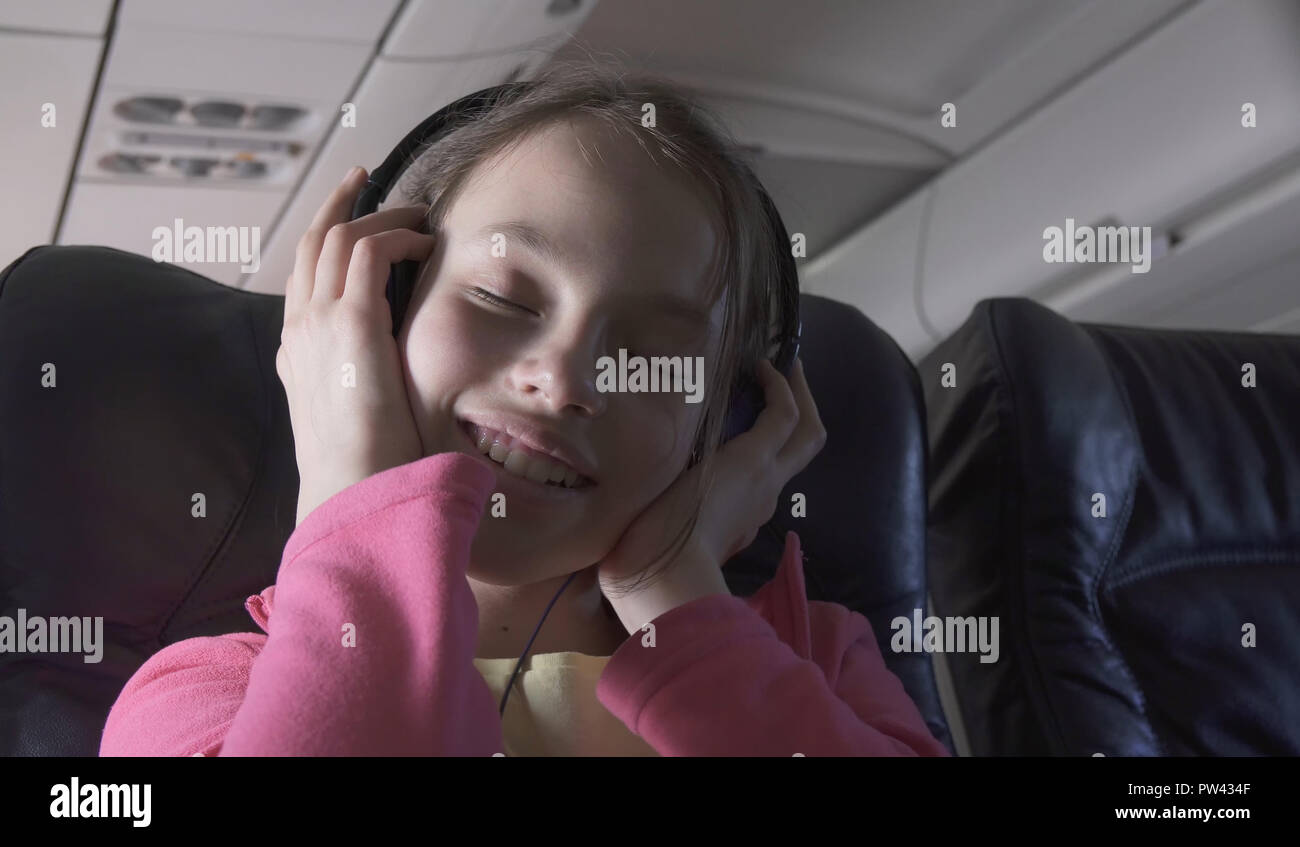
922, 298, 1300, 756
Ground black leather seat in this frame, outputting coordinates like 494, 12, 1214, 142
0, 245, 298, 756
726, 292, 954, 753
0, 244, 953, 756
922, 297, 1300, 756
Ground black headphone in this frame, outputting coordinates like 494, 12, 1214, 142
350, 81, 801, 728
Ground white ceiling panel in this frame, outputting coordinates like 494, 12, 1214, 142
384, 0, 596, 59
58, 182, 287, 286
0, 31, 104, 268
552, 0, 1190, 157
118, 0, 401, 43
95, 27, 372, 102
561, 0, 1077, 115
0, 0, 112, 36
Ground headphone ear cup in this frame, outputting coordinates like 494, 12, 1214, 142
722, 375, 765, 443
721, 347, 800, 443
387, 258, 422, 337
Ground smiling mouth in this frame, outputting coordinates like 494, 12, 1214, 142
459, 420, 595, 490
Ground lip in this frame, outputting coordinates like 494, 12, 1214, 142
456, 412, 599, 484
454, 422, 591, 506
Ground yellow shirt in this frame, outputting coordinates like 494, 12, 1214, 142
473, 652, 660, 757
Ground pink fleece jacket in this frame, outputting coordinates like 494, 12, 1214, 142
99, 452, 949, 757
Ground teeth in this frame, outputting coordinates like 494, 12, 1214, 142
524, 459, 552, 485
470, 425, 585, 488
502, 449, 530, 476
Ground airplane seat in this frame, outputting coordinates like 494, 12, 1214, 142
725, 292, 956, 754
922, 297, 1300, 755
0, 244, 953, 756
0, 244, 297, 756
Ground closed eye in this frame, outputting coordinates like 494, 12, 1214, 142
468, 286, 535, 315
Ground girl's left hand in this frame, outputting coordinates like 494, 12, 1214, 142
596, 357, 827, 597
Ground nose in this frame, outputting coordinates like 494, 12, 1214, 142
509, 337, 607, 418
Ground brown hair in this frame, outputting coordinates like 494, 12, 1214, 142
401, 54, 789, 597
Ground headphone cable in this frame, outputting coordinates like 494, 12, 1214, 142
498, 569, 580, 718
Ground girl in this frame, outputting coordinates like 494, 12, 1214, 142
100, 60, 949, 757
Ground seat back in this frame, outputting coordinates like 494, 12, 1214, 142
923, 297, 1300, 755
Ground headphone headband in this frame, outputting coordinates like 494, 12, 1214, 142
351, 82, 532, 220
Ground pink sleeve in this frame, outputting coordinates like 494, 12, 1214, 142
100, 452, 503, 757
596, 536, 951, 757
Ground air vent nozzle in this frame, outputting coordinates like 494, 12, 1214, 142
112, 95, 308, 133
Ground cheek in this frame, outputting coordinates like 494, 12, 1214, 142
611, 399, 700, 491
404, 294, 499, 387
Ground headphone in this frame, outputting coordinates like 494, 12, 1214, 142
350, 81, 801, 727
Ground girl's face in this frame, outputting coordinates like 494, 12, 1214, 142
398, 116, 726, 586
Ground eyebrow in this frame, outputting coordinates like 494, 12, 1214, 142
469, 220, 714, 331
471, 221, 564, 267
632, 292, 714, 332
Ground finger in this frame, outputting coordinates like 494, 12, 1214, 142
734, 359, 799, 459
310, 166, 370, 232
776, 358, 827, 475
339, 228, 437, 316
313, 205, 430, 303
286, 167, 367, 319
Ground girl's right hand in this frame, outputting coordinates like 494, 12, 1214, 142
277, 166, 450, 526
